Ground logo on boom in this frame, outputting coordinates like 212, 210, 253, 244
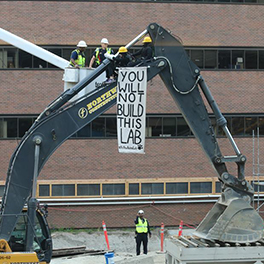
78, 107, 88, 119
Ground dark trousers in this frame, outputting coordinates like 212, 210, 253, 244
136, 233, 148, 255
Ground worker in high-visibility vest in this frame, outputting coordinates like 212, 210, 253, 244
134, 210, 151, 255
69, 40, 87, 69
89, 38, 114, 82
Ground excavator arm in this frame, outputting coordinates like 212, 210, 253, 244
0, 23, 263, 262
144, 23, 263, 242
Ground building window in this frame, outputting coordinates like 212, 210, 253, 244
259, 51, 264, 69
245, 117, 258, 136
33, 56, 47, 69
1, 114, 264, 139
19, 50, 33, 68
52, 184, 75, 196
47, 48, 62, 68
39, 185, 50, 197
147, 117, 162, 137
141, 183, 164, 195
218, 50, 231, 69
76, 124, 91, 138
1, 46, 264, 70
18, 118, 34, 137
102, 184, 125, 195
106, 117, 117, 137
166, 182, 188, 194
215, 182, 222, 193
177, 117, 191, 136
245, 50, 258, 69
92, 117, 105, 137
259, 117, 264, 135
231, 117, 245, 136
129, 183, 139, 195
205, 50, 217, 69
163, 117, 176, 137
0, 118, 18, 138
232, 50, 244, 69
252, 182, 264, 192
191, 50, 204, 68
190, 182, 212, 193
77, 184, 100, 196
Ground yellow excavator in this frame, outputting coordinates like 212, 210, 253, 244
0, 23, 263, 263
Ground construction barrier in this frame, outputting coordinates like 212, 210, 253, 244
102, 220, 110, 250
160, 222, 164, 252
178, 220, 183, 237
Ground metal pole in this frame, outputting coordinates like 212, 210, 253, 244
257, 127, 260, 211
198, 76, 241, 156
25, 136, 42, 252
253, 130, 255, 208
0, 28, 69, 69
125, 29, 148, 49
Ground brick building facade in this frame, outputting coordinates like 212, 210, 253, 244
0, 1, 264, 229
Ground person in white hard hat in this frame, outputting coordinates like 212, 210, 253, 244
88, 38, 115, 82
134, 209, 151, 256
69, 40, 87, 68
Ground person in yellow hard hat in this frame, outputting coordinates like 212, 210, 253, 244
104, 46, 132, 83
113, 46, 133, 67
128, 36, 154, 67
69, 40, 87, 68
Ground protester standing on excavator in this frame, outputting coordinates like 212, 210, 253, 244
69, 40, 87, 69
89, 38, 114, 82
104, 46, 133, 82
128, 36, 153, 66
134, 210, 151, 256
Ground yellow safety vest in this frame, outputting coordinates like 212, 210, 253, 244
136, 218, 148, 233
95, 47, 112, 65
70, 49, 86, 67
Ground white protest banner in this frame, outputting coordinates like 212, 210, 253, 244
117, 67, 147, 154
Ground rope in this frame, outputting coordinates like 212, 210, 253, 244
150, 204, 196, 229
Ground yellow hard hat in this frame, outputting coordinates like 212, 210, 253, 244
118, 46, 128, 53
143, 36, 152, 43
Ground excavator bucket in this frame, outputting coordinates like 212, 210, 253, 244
194, 197, 264, 243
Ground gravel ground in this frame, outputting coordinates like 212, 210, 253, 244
51, 251, 165, 264
51, 230, 166, 263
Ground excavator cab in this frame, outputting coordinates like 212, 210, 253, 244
3, 207, 52, 263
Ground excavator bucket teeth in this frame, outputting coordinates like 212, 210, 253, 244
194, 198, 264, 243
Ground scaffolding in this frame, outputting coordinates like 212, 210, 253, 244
252, 127, 264, 213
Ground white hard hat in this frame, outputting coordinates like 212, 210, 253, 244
101, 38, 109, 44
77, 40, 87, 47
138, 210, 144, 214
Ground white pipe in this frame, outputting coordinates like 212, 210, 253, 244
39, 199, 219, 207
125, 29, 148, 49
37, 194, 221, 203
0, 28, 69, 69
